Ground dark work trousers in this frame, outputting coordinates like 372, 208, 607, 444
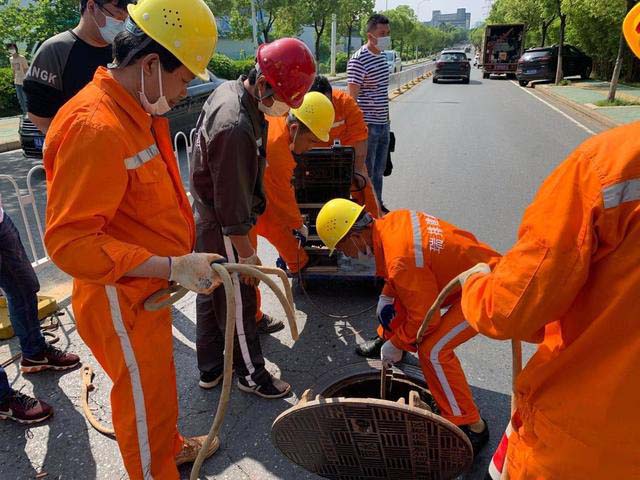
195, 221, 270, 387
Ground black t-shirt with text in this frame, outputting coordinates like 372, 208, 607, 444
23, 30, 112, 118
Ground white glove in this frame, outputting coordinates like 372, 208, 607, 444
459, 263, 491, 286
380, 340, 404, 366
169, 253, 224, 294
238, 252, 262, 286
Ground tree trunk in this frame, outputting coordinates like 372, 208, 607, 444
608, 33, 626, 102
263, 29, 270, 43
347, 24, 353, 56
555, 13, 566, 85
315, 19, 326, 62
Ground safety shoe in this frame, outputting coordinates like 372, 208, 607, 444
237, 375, 291, 399
199, 369, 224, 390
460, 418, 490, 458
256, 314, 285, 335
175, 435, 220, 466
380, 203, 390, 214
0, 390, 53, 424
21, 344, 80, 373
355, 336, 385, 358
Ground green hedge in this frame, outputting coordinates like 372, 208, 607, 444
0, 68, 20, 117
208, 54, 255, 80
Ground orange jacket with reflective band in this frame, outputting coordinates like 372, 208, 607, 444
258, 115, 303, 231
44, 67, 195, 290
321, 89, 368, 147
461, 123, 640, 478
373, 210, 500, 351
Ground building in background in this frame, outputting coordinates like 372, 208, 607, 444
426, 8, 471, 30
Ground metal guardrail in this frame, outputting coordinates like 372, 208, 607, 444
1, 131, 198, 272
389, 62, 435, 94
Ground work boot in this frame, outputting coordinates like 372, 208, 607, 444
0, 390, 53, 424
355, 336, 385, 358
237, 375, 291, 399
256, 313, 285, 335
460, 418, 490, 458
380, 203, 390, 214
21, 344, 80, 373
175, 435, 220, 466
199, 369, 224, 390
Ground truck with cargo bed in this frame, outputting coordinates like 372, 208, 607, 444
481, 24, 526, 79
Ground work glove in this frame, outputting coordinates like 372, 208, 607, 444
169, 253, 224, 294
238, 252, 262, 287
376, 295, 396, 331
293, 224, 309, 247
380, 340, 404, 367
458, 263, 492, 287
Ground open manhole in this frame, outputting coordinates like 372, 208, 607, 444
272, 360, 473, 480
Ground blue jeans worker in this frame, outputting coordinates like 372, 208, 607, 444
365, 122, 390, 205
0, 207, 80, 424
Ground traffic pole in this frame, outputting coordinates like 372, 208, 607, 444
330, 14, 337, 77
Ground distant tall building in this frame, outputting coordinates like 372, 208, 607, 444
427, 8, 472, 30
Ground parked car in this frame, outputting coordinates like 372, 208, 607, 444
19, 70, 224, 158
433, 50, 471, 84
516, 44, 593, 87
383, 50, 402, 74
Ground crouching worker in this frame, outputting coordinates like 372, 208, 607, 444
256, 91, 336, 273
316, 199, 500, 456
43, 0, 222, 477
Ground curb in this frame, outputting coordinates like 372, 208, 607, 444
389, 71, 433, 101
0, 140, 20, 153
534, 85, 620, 129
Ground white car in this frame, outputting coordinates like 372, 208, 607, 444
383, 50, 402, 74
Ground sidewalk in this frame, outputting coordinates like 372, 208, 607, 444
536, 80, 640, 127
0, 116, 21, 153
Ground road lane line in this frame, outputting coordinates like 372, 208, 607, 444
510, 81, 597, 136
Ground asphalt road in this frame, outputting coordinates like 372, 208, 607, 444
0, 68, 606, 479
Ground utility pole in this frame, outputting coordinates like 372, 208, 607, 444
331, 14, 337, 76
250, 0, 259, 49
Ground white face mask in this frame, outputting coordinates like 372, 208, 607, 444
259, 98, 290, 117
375, 35, 392, 52
350, 238, 374, 262
139, 65, 171, 116
93, 9, 124, 44
8, 48, 17, 55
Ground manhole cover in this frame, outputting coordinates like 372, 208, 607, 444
272, 395, 472, 480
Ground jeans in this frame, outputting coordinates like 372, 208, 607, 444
15, 84, 27, 114
365, 122, 390, 203
0, 213, 46, 402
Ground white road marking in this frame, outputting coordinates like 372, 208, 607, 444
510, 80, 597, 136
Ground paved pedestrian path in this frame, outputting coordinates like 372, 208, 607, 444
541, 80, 640, 125
0, 116, 20, 152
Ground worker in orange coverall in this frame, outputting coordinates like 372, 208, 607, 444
310, 75, 381, 218
43, 0, 223, 477
316, 199, 501, 456
254, 92, 335, 273
460, 7, 640, 479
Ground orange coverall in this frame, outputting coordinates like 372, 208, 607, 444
321, 89, 380, 218
44, 68, 193, 480
373, 210, 500, 426
461, 123, 640, 479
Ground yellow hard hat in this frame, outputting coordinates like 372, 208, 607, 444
290, 92, 335, 142
624, 3, 640, 59
128, 0, 218, 81
316, 198, 365, 255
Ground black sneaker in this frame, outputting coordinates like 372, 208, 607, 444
0, 390, 53, 424
355, 336, 385, 358
237, 376, 291, 399
460, 418, 490, 457
256, 314, 285, 335
199, 370, 224, 390
21, 344, 80, 374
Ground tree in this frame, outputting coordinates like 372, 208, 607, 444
609, 0, 638, 101
338, 0, 374, 56
295, 0, 337, 61
383, 5, 417, 58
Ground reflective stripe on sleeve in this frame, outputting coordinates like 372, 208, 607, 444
410, 211, 424, 268
603, 178, 640, 209
125, 144, 160, 170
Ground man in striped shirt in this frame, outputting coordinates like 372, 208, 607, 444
347, 14, 391, 210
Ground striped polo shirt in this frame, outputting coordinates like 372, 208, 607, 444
347, 45, 390, 125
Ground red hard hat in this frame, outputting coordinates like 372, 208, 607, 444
257, 38, 316, 109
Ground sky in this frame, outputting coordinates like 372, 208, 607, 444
374, 0, 490, 25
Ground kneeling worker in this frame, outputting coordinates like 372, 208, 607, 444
44, 0, 222, 477
316, 199, 500, 455
255, 91, 335, 273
